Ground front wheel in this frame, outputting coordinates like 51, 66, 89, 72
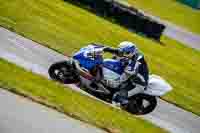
48, 61, 80, 84
126, 94, 157, 115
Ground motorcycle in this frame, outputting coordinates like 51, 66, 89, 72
48, 44, 172, 115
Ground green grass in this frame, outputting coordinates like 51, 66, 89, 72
0, 58, 168, 133
0, 0, 200, 115
125, 0, 200, 34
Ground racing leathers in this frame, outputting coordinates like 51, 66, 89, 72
103, 47, 149, 105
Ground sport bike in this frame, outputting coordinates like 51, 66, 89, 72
48, 44, 172, 115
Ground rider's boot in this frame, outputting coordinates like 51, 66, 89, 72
112, 91, 129, 107
112, 83, 145, 107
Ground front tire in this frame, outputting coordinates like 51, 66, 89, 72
48, 61, 80, 84
126, 94, 157, 115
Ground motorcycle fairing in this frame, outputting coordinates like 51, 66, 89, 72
73, 45, 103, 70
143, 75, 172, 96
73, 45, 125, 79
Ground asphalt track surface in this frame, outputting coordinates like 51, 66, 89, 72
0, 89, 106, 133
0, 27, 200, 133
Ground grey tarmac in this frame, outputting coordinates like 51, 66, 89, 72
0, 89, 106, 133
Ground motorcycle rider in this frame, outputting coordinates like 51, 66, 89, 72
73, 42, 149, 106
103, 41, 149, 106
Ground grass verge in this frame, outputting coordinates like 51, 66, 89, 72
0, 58, 168, 133
126, 0, 200, 34
0, 0, 200, 115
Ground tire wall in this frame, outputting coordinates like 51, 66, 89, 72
64, 0, 166, 40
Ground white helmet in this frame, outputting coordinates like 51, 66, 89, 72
118, 41, 138, 56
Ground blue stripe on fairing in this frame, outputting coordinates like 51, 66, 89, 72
73, 45, 124, 74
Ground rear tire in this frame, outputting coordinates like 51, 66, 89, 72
126, 94, 157, 115
48, 61, 80, 84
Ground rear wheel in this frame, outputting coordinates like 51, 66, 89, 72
48, 61, 80, 84
126, 94, 157, 115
